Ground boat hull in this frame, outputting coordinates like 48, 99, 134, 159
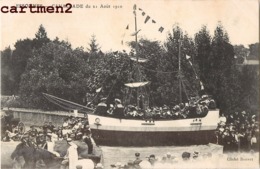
91, 129, 217, 146
88, 109, 219, 146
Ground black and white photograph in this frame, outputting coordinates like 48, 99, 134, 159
0, 0, 259, 168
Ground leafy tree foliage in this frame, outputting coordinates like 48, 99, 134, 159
195, 25, 211, 82
1, 47, 14, 95
88, 35, 100, 54
19, 41, 89, 109
233, 45, 249, 64
248, 43, 259, 60
33, 24, 50, 49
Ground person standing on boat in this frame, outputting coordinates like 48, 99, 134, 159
113, 98, 124, 118
95, 98, 108, 116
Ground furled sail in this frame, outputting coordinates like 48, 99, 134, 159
130, 57, 148, 63
124, 82, 150, 88
42, 93, 94, 113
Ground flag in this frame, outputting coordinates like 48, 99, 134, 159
144, 16, 150, 23
131, 29, 141, 36
133, 4, 136, 10
188, 61, 193, 66
158, 26, 164, 33
186, 54, 191, 60
200, 81, 204, 90
138, 8, 142, 11
96, 87, 102, 93
126, 24, 129, 29
152, 20, 156, 23
142, 12, 145, 16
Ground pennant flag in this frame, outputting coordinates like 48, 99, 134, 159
158, 26, 164, 33
186, 54, 191, 60
121, 24, 130, 45
152, 20, 156, 23
133, 10, 136, 15
142, 12, 145, 16
131, 29, 141, 36
123, 50, 126, 53
138, 8, 142, 11
144, 16, 150, 23
200, 81, 204, 90
96, 87, 102, 93
133, 4, 136, 10
188, 61, 193, 66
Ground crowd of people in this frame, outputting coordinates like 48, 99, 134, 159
2, 114, 106, 169
108, 151, 220, 169
94, 95, 216, 120
216, 110, 259, 153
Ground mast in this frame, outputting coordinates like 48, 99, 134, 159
178, 39, 182, 103
133, 8, 140, 108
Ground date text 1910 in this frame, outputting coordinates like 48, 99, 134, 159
1, 3, 72, 13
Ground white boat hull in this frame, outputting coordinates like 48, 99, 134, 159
88, 109, 219, 146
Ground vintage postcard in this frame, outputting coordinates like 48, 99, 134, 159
1, 0, 259, 169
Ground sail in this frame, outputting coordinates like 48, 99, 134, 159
124, 82, 150, 88
130, 57, 148, 63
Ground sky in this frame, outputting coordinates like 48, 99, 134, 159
0, 0, 259, 52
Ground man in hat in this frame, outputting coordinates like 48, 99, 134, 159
148, 154, 156, 166
61, 138, 78, 169
181, 152, 191, 161
83, 130, 93, 154
113, 98, 124, 118
133, 152, 142, 168
192, 151, 199, 160
165, 152, 174, 164
95, 98, 107, 116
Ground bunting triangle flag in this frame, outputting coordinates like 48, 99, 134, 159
121, 24, 130, 45
144, 16, 150, 23
152, 20, 156, 23
96, 87, 102, 93
138, 8, 142, 11
200, 81, 204, 90
186, 54, 191, 60
158, 26, 164, 33
130, 29, 141, 36
133, 4, 136, 10
142, 12, 146, 16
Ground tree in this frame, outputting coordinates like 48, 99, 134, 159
11, 39, 33, 94
233, 45, 249, 64
88, 35, 100, 53
208, 23, 241, 113
1, 47, 14, 95
195, 25, 212, 82
248, 43, 259, 60
19, 41, 90, 109
33, 24, 50, 49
